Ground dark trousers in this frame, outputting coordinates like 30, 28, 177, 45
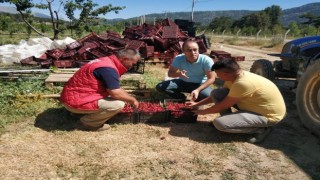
156, 79, 213, 101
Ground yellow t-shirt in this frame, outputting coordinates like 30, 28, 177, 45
224, 71, 286, 123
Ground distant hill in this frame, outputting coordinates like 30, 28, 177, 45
0, 6, 50, 19
281, 3, 320, 26
1, 2, 320, 26
110, 2, 320, 27
0, 6, 18, 14
32, 12, 51, 19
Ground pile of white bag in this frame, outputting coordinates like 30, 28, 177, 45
0, 37, 76, 64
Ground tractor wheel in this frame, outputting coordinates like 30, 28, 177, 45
296, 60, 320, 136
250, 59, 275, 80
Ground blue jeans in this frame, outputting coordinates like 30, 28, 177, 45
156, 79, 212, 101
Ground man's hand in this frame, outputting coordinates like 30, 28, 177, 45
185, 101, 198, 107
131, 99, 139, 109
190, 89, 199, 101
180, 70, 189, 78
193, 109, 206, 115
108, 88, 139, 108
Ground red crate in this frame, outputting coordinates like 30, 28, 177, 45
163, 51, 179, 62
66, 41, 82, 50
210, 50, 232, 59
140, 36, 155, 44
168, 42, 183, 54
107, 35, 127, 46
53, 60, 73, 68
60, 50, 77, 59
127, 59, 145, 74
108, 112, 139, 124
164, 99, 198, 123
138, 111, 169, 123
137, 101, 168, 123
39, 60, 52, 68
107, 103, 139, 124
97, 32, 109, 41
153, 52, 160, 59
231, 56, 245, 61
20, 56, 38, 66
105, 45, 124, 53
162, 26, 179, 39
126, 40, 146, 50
77, 42, 100, 55
154, 36, 169, 49
87, 48, 108, 58
141, 45, 154, 59
107, 30, 122, 38
46, 49, 64, 59
196, 39, 208, 54
74, 60, 91, 67
78, 32, 99, 43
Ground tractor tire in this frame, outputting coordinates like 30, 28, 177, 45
296, 60, 320, 136
250, 59, 275, 80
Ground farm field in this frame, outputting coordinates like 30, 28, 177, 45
0, 41, 319, 179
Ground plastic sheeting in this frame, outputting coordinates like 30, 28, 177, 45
0, 37, 76, 64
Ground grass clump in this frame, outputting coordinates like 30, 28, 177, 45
0, 78, 60, 133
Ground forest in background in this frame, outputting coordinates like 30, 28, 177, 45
0, 1, 319, 44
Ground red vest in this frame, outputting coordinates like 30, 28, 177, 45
60, 55, 127, 110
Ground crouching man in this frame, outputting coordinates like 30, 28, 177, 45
60, 49, 141, 131
187, 59, 286, 143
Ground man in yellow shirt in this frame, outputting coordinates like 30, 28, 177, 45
187, 59, 286, 143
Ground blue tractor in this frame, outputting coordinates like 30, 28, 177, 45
250, 36, 320, 136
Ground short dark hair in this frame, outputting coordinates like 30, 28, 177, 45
211, 59, 240, 73
182, 38, 198, 50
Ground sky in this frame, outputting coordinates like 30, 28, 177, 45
2, 0, 318, 20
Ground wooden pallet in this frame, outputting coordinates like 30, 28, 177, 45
45, 73, 74, 88
27, 89, 152, 99
44, 72, 151, 98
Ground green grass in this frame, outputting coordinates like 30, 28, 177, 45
0, 64, 165, 133
210, 35, 283, 49
0, 77, 61, 133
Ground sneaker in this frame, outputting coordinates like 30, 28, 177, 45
248, 127, 273, 144
76, 122, 111, 132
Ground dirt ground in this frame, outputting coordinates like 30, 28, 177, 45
0, 43, 320, 179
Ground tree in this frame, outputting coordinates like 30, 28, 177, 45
300, 13, 320, 35
39, 22, 50, 33
208, 16, 233, 33
288, 22, 301, 37
64, 0, 125, 37
263, 5, 281, 26
300, 13, 317, 25
301, 25, 318, 36
8, 22, 21, 37
0, 14, 13, 31
0, 0, 45, 36
0, 0, 125, 39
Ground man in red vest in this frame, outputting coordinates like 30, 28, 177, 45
60, 48, 140, 131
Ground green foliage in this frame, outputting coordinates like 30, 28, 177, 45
300, 25, 318, 36
39, 22, 50, 33
288, 22, 301, 37
270, 35, 284, 47
300, 12, 318, 25
0, 77, 61, 132
206, 4, 319, 37
264, 5, 282, 25
64, 0, 125, 36
208, 16, 233, 33
231, 6, 280, 34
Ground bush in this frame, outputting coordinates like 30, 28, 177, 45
0, 78, 60, 132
